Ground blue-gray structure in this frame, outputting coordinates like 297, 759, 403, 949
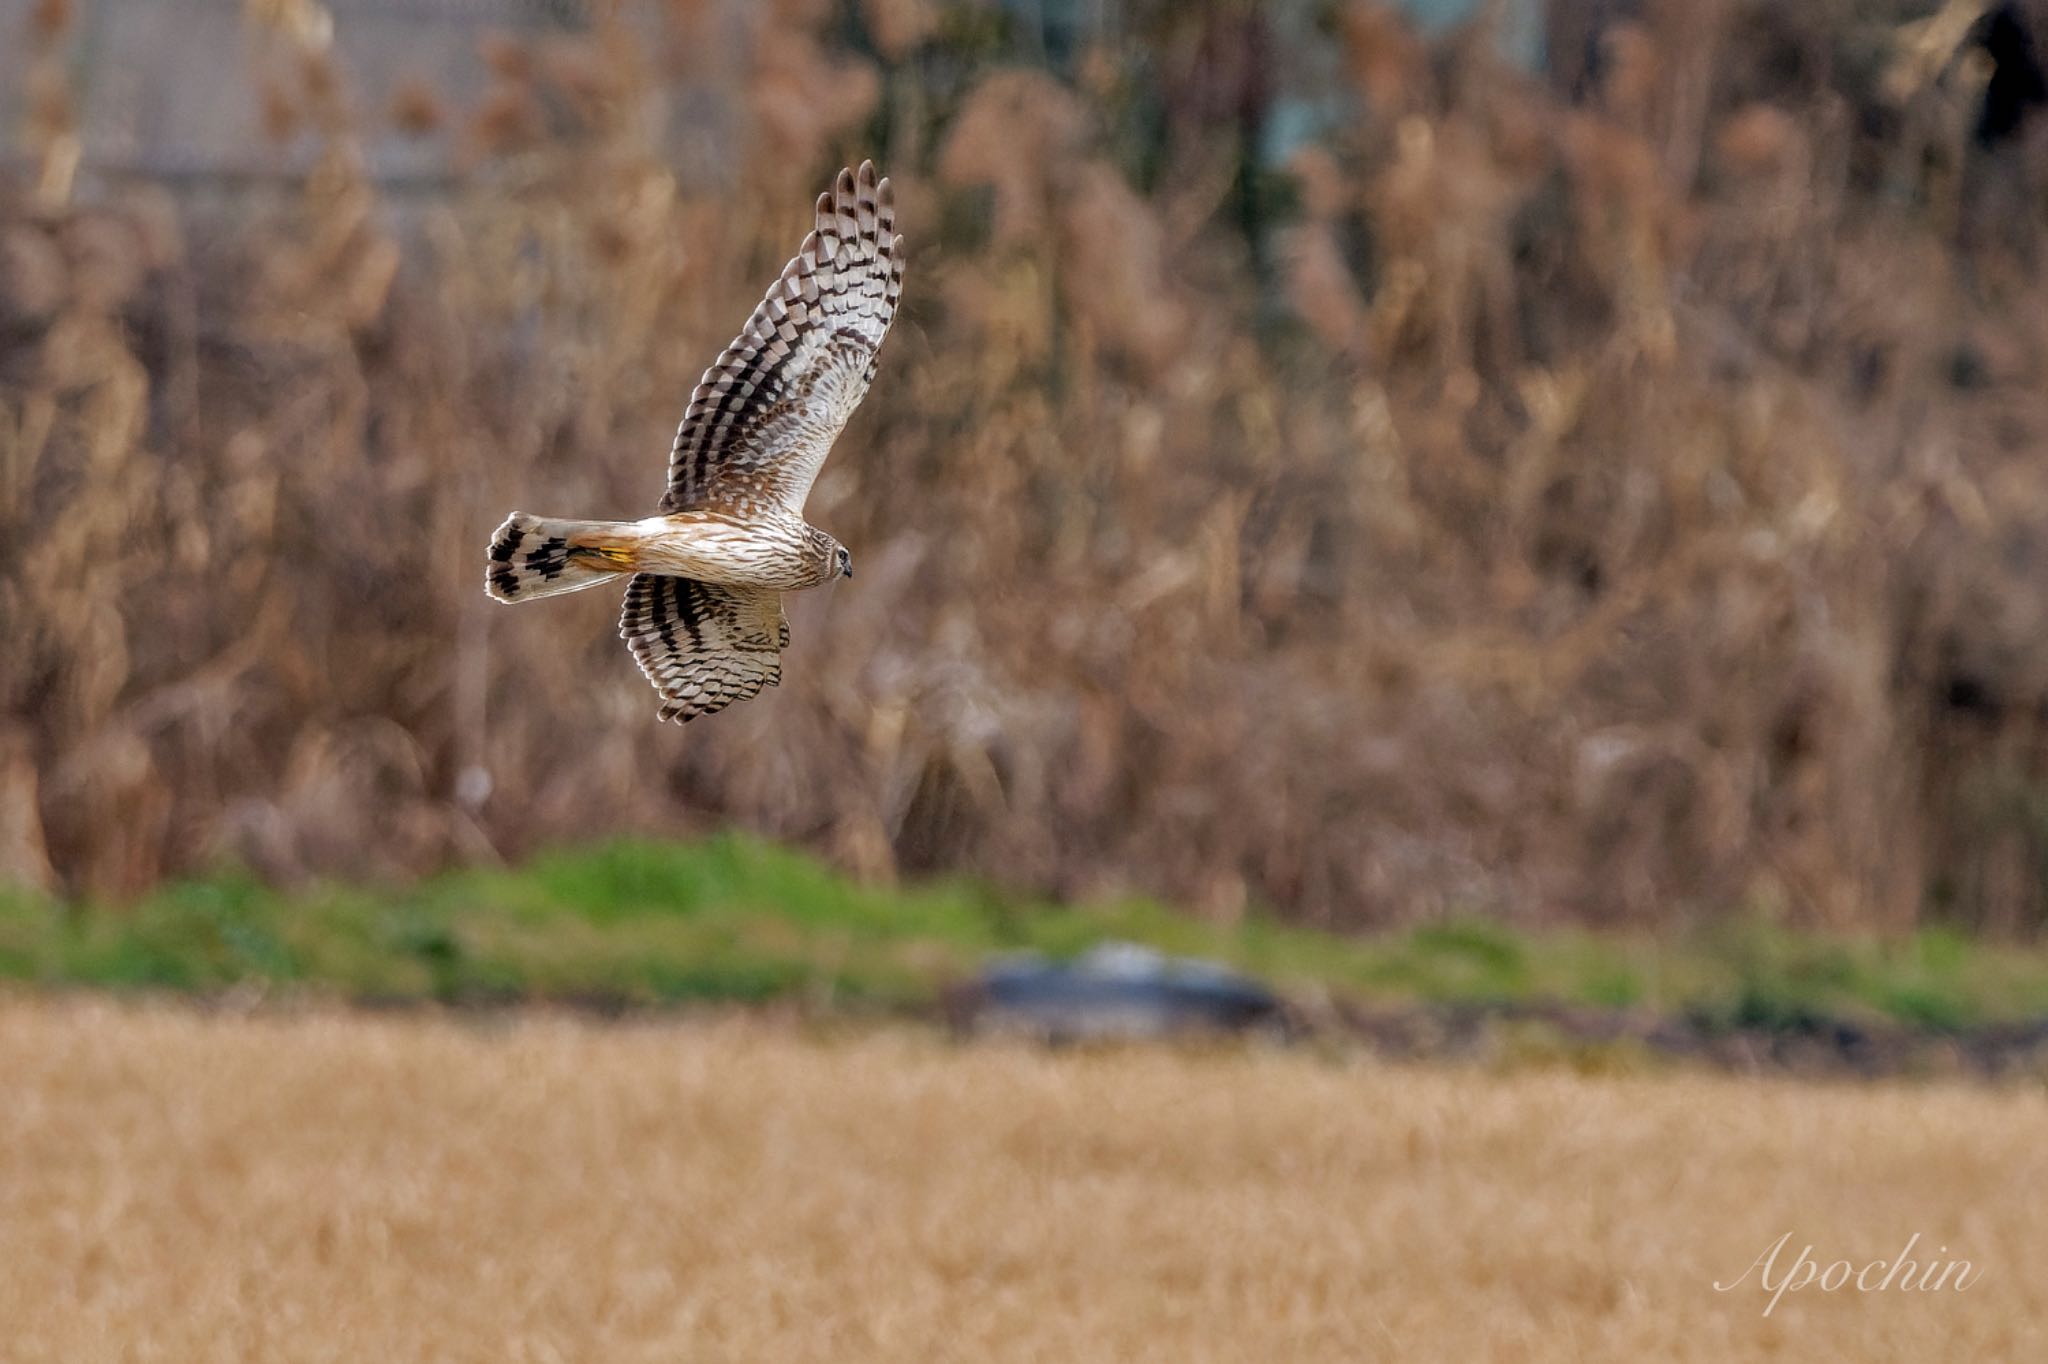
947, 943, 1289, 1042
0, 0, 589, 188
4, 0, 1558, 192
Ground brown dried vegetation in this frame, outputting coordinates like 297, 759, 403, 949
7, 3, 2048, 934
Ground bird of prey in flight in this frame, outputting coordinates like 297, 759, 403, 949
486, 161, 904, 722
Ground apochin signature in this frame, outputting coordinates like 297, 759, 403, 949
1715, 1233, 1981, 1316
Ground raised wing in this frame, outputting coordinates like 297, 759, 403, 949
618, 574, 790, 723
662, 161, 905, 517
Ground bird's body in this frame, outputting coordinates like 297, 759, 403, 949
624, 510, 843, 589
489, 509, 840, 595
484, 161, 903, 721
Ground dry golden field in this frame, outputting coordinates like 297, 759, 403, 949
1, 1000, 2043, 1362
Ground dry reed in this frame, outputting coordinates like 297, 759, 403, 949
6, 2, 2048, 933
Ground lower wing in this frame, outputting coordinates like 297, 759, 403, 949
618, 574, 789, 723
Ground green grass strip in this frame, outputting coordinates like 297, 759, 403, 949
5, 835, 2048, 1028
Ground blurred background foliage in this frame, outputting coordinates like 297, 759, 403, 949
7, 0, 2048, 938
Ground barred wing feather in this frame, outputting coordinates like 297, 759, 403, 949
661, 161, 905, 518
618, 574, 789, 723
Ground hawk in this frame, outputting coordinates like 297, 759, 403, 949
485, 161, 905, 722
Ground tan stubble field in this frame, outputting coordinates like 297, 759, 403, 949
1, 998, 2042, 1363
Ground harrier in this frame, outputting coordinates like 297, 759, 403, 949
485, 162, 904, 721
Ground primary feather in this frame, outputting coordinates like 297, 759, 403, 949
662, 160, 905, 518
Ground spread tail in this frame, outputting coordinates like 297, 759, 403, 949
485, 513, 640, 602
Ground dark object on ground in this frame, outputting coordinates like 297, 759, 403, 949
942, 945, 2048, 1077
1331, 998, 2048, 1080
945, 944, 1288, 1042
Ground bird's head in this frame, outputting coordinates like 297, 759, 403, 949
805, 525, 852, 584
